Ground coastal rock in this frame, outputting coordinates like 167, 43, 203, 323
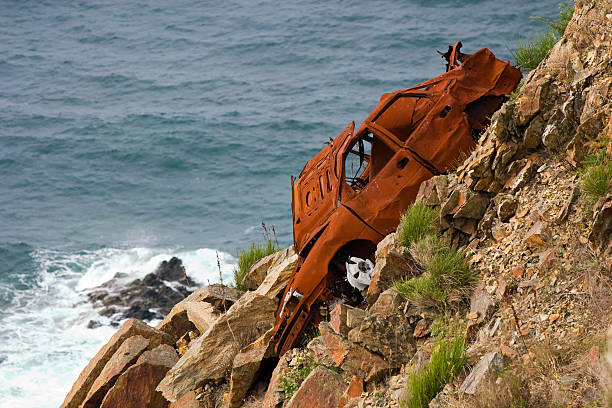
284, 366, 345, 408
226, 329, 275, 408
184, 301, 220, 335
252, 247, 298, 299
157, 292, 277, 402
156, 284, 242, 342
244, 246, 297, 291
82, 335, 151, 408
61, 319, 172, 408
337, 376, 364, 408
100, 345, 178, 408
524, 221, 552, 248
87, 257, 194, 323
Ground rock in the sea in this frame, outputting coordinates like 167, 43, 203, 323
87, 257, 195, 323
284, 366, 345, 408
100, 344, 179, 408
60, 319, 172, 408
157, 292, 278, 402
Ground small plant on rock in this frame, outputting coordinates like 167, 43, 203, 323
232, 223, 279, 290
396, 201, 436, 247
579, 151, 612, 204
512, 1, 574, 70
401, 334, 466, 408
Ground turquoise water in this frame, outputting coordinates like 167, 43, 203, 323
0, 1, 562, 406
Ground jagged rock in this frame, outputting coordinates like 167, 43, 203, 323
366, 235, 415, 305
156, 284, 242, 342
61, 319, 172, 408
416, 175, 448, 206
524, 221, 552, 248
328, 303, 350, 337
100, 345, 178, 408
495, 195, 518, 222
82, 335, 151, 408
244, 246, 297, 291
308, 322, 389, 382
184, 301, 220, 334
589, 194, 612, 250
459, 352, 503, 395
284, 366, 345, 408
347, 311, 415, 367
169, 391, 201, 408
262, 352, 292, 408
345, 307, 366, 331
523, 114, 544, 149
506, 159, 536, 193
157, 292, 277, 402
367, 288, 403, 318
337, 376, 364, 408
252, 247, 298, 299
469, 289, 497, 324
156, 257, 190, 283
226, 329, 275, 408
413, 319, 430, 338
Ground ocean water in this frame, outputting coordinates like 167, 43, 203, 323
0, 1, 563, 406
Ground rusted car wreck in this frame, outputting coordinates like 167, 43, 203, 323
273, 42, 521, 355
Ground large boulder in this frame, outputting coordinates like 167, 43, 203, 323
244, 246, 297, 291
156, 284, 242, 342
100, 344, 179, 408
284, 366, 345, 408
157, 292, 278, 402
184, 301, 220, 334
252, 247, 298, 299
60, 319, 172, 408
226, 329, 275, 408
82, 335, 151, 408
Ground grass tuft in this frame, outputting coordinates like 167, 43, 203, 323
512, 1, 574, 70
401, 335, 466, 408
232, 223, 279, 290
394, 240, 477, 312
396, 201, 436, 247
579, 152, 612, 203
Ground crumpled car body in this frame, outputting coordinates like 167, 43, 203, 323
273, 42, 521, 355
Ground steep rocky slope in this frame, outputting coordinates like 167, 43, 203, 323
61, 1, 611, 407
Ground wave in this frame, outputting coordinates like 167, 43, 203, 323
0, 244, 235, 408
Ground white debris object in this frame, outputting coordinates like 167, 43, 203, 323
346, 256, 374, 290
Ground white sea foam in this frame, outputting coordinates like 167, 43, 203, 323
0, 246, 235, 408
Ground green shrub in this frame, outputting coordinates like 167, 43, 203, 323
397, 201, 436, 247
232, 239, 278, 290
512, 1, 574, 70
580, 153, 612, 203
394, 242, 477, 312
401, 335, 466, 408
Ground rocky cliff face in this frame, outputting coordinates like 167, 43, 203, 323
62, 1, 612, 407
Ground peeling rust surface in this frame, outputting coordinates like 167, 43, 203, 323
274, 42, 522, 355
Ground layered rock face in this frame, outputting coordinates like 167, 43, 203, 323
62, 1, 612, 407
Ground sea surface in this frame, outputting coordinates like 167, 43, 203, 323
0, 1, 563, 406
